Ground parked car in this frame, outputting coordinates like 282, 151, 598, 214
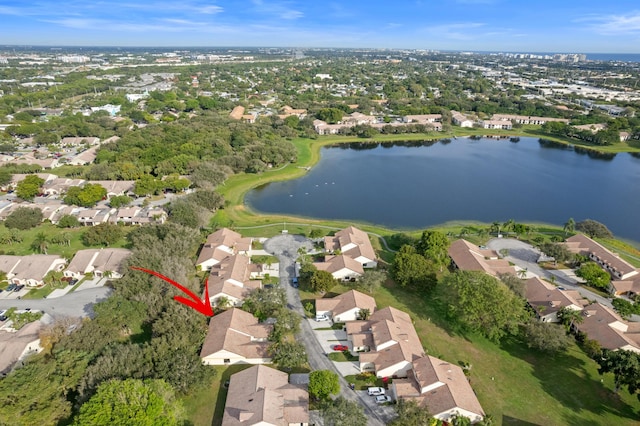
333, 344, 349, 351
375, 395, 392, 404
7, 283, 17, 292
315, 313, 329, 322
291, 277, 299, 288
14, 284, 25, 292
367, 387, 385, 396
0, 315, 7, 322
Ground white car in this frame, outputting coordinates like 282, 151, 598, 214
375, 395, 392, 404
315, 313, 329, 321
367, 387, 385, 396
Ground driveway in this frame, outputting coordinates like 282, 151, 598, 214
264, 234, 388, 426
486, 238, 637, 320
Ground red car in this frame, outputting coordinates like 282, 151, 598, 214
333, 344, 349, 351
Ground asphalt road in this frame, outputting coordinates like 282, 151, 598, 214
486, 238, 640, 321
0, 287, 112, 320
264, 234, 388, 426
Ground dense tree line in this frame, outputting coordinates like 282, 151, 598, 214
0, 223, 212, 424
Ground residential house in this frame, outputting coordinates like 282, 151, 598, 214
207, 254, 262, 307
67, 146, 99, 165
86, 181, 135, 198
0, 320, 44, 376
392, 356, 485, 424
402, 114, 442, 125
565, 234, 638, 281
491, 114, 570, 125
60, 137, 100, 147
315, 290, 376, 322
64, 248, 132, 279
480, 120, 512, 130
230, 106, 245, 120
324, 226, 377, 268
348, 306, 425, 378
196, 228, 252, 271
223, 365, 309, 426
573, 303, 640, 353
448, 239, 516, 276
0, 255, 66, 286
42, 178, 86, 196
314, 255, 364, 281
525, 277, 586, 322
200, 308, 272, 365
77, 208, 112, 226
7, 155, 59, 170
610, 274, 640, 299
451, 111, 474, 127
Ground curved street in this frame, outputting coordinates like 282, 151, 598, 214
0, 287, 112, 320
486, 238, 639, 321
264, 234, 388, 426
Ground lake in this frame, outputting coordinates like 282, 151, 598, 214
245, 137, 640, 244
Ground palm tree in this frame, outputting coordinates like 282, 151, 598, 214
517, 268, 528, 279
563, 217, 576, 237
32, 232, 48, 254
358, 308, 371, 320
557, 307, 584, 331
503, 219, 515, 234
491, 221, 501, 236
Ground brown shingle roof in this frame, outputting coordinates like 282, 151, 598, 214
565, 234, 638, 279
200, 309, 272, 359
315, 289, 376, 317
525, 277, 585, 317
448, 239, 516, 276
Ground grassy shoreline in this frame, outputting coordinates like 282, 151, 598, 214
213, 132, 640, 251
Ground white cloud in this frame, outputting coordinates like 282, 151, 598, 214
250, 0, 304, 20
581, 11, 640, 35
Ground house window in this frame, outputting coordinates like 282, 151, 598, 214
224, 359, 230, 364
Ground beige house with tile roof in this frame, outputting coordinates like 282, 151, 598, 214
392, 356, 485, 424
611, 275, 640, 298
0, 320, 44, 375
64, 248, 132, 279
314, 254, 364, 281
448, 239, 516, 276
86, 180, 135, 197
223, 365, 309, 426
325, 226, 377, 268
565, 234, 638, 281
525, 277, 586, 323
201, 308, 272, 366
196, 228, 252, 271
0, 255, 66, 286
207, 254, 262, 307
315, 289, 376, 322
347, 306, 425, 378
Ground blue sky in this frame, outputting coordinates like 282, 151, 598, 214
0, 0, 639, 52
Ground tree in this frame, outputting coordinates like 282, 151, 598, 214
243, 286, 287, 321
64, 183, 107, 207
521, 320, 572, 354
73, 379, 183, 426
576, 219, 613, 239
269, 340, 307, 370
539, 242, 574, 263
357, 308, 371, 320
44, 270, 66, 289
109, 195, 132, 208
58, 214, 80, 228
82, 223, 123, 246
15, 174, 44, 201
0, 168, 12, 187
356, 269, 386, 293
167, 200, 207, 229
31, 232, 49, 254
270, 308, 301, 342
308, 370, 340, 401
134, 174, 161, 196
310, 269, 337, 293
557, 306, 584, 331
596, 349, 640, 399
441, 270, 529, 341
389, 398, 432, 426
392, 244, 439, 291
611, 298, 636, 320
498, 273, 526, 299
322, 396, 367, 426
415, 229, 450, 272
5, 207, 43, 230
563, 217, 576, 236
576, 262, 610, 289
316, 108, 344, 124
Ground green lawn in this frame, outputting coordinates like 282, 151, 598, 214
373, 282, 640, 425
181, 365, 253, 426
0, 222, 133, 258
22, 285, 55, 299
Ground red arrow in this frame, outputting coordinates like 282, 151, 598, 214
130, 266, 213, 317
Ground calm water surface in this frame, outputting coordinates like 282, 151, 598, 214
246, 137, 640, 243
